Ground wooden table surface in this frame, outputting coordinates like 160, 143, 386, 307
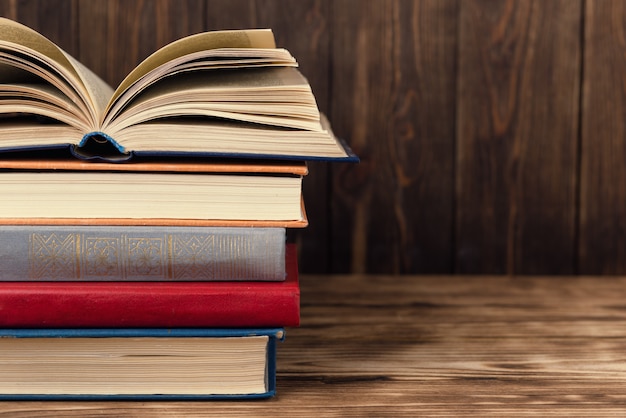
3, 274, 626, 416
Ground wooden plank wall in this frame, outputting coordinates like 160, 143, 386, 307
1, 0, 625, 275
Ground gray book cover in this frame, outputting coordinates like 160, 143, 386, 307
0, 226, 285, 281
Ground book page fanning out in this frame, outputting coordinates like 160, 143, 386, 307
0, 18, 113, 129
0, 18, 358, 162
106, 29, 279, 116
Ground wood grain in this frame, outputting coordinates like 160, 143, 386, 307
255, 1, 332, 274
456, 0, 581, 274
76, 0, 204, 88
330, 0, 458, 274
0, 0, 77, 55
579, 0, 626, 274
4, 274, 626, 415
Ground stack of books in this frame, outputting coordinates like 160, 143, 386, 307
0, 18, 356, 399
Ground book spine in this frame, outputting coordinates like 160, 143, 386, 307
0, 245, 300, 328
0, 225, 285, 281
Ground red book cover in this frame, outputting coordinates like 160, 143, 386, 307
0, 244, 300, 328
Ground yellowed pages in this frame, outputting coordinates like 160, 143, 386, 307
0, 83, 90, 129
102, 47, 297, 126
0, 18, 112, 128
105, 67, 320, 132
0, 336, 269, 395
108, 29, 278, 111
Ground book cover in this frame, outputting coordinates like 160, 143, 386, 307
0, 244, 300, 327
0, 225, 286, 281
0, 328, 285, 400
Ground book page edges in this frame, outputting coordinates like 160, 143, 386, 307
0, 197, 308, 227
0, 217, 308, 228
0, 327, 283, 400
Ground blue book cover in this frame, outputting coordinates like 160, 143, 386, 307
0, 328, 285, 400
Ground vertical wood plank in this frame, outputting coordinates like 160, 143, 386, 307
205, 0, 332, 273
0, 0, 16, 17
456, 0, 581, 274
330, 0, 458, 273
0, 0, 77, 55
77, 0, 204, 87
204, 0, 256, 28
579, 0, 626, 274
256, 1, 331, 274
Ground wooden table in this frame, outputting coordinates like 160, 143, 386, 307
3, 274, 626, 416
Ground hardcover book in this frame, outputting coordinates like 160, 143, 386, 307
0, 328, 284, 400
0, 225, 286, 281
0, 157, 309, 226
0, 17, 357, 162
0, 243, 300, 328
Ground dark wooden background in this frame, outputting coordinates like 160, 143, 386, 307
2, 0, 625, 275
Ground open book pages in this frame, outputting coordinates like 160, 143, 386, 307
0, 18, 356, 161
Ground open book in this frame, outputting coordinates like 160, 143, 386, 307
0, 18, 356, 162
